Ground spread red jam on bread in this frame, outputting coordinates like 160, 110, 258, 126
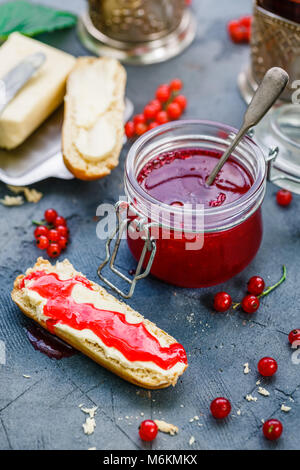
11, 258, 188, 389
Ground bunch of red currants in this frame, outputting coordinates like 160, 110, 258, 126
213, 275, 265, 314
227, 15, 252, 43
125, 79, 187, 138
33, 209, 69, 258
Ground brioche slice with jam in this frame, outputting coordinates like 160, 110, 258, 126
62, 57, 126, 180
11, 258, 188, 389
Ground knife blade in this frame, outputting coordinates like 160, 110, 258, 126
0, 52, 46, 115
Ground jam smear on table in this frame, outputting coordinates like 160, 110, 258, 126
138, 148, 252, 208
26, 322, 77, 359
20, 271, 187, 370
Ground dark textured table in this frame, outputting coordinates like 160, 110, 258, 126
0, 0, 299, 451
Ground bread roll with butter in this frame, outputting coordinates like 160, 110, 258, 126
0, 32, 76, 149
62, 57, 126, 180
11, 258, 188, 389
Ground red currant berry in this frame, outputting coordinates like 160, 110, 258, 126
156, 110, 169, 124
47, 243, 61, 258
149, 99, 162, 113
48, 229, 60, 243
241, 294, 260, 314
156, 84, 170, 103
239, 15, 252, 28
169, 78, 183, 91
53, 216, 67, 227
247, 276, 265, 296
58, 236, 68, 250
36, 235, 49, 250
34, 225, 49, 239
288, 329, 300, 345
148, 122, 159, 130
263, 419, 283, 441
135, 122, 148, 136
258, 357, 278, 377
227, 20, 240, 35
213, 292, 232, 312
139, 420, 158, 441
166, 102, 182, 120
173, 94, 187, 110
210, 397, 231, 419
44, 209, 57, 224
230, 25, 246, 43
144, 103, 158, 121
133, 114, 146, 125
244, 28, 251, 42
276, 189, 292, 207
125, 121, 135, 138
56, 225, 68, 238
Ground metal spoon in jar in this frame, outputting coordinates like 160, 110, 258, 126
206, 67, 289, 186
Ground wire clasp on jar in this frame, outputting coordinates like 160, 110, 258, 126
97, 200, 157, 299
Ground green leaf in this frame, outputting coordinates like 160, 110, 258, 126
0, 1, 77, 40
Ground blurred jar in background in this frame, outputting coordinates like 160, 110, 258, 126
258, 0, 300, 23
251, 0, 300, 101
89, 0, 186, 42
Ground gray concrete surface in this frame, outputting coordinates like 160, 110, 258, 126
0, 0, 299, 450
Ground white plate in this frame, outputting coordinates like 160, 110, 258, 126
0, 98, 133, 186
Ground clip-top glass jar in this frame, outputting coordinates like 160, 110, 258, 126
98, 121, 268, 296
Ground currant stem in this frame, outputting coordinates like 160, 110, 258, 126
32, 219, 48, 226
258, 265, 286, 299
232, 265, 286, 310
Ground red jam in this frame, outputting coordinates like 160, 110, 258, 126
127, 148, 263, 287
26, 322, 77, 359
20, 271, 187, 370
137, 149, 252, 207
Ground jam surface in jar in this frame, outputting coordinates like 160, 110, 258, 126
127, 148, 262, 288
137, 149, 252, 207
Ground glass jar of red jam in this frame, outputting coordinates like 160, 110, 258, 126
123, 121, 267, 288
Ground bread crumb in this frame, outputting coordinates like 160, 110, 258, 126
189, 415, 199, 423
237, 409, 241, 416
258, 386, 270, 397
81, 406, 98, 418
23, 374, 31, 378
245, 394, 257, 402
261, 419, 265, 423
281, 404, 291, 412
81, 406, 98, 435
154, 419, 178, 436
0, 195, 24, 206
140, 412, 144, 417
243, 363, 250, 374
256, 380, 261, 385
7, 185, 43, 203
83, 417, 96, 435
189, 436, 195, 446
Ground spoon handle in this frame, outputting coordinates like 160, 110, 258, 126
243, 67, 289, 128
206, 67, 289, 186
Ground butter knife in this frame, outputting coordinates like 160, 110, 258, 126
0, 52, 46, 115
